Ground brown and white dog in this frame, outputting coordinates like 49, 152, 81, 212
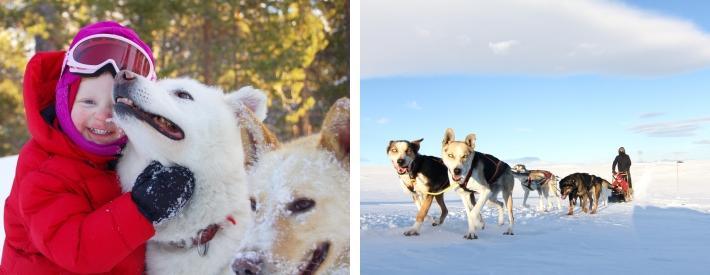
441, 128, 515, 239
386, 139, 451, 236
511, 164, 561, 211
233, 98, 350, 275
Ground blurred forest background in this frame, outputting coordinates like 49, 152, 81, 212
0, 0, 349, 156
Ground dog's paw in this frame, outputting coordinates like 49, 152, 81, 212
463, 233, 478, 240
403, 229, 420, 236
432, 221, 440, 226
567, 211, 574, 216
503, 230, 514, 235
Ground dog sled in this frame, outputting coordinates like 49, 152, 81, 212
608, 172, 632, 202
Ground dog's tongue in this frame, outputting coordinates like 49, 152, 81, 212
397, 166, 407, 174
453, 175, 462, 182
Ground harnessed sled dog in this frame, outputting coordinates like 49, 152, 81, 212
441, 128, 515, 239
511, 164, 562, 211
559, 173, 610, 215
387, 139, 453, 236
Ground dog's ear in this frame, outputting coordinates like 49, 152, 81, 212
387, 140, 394, 153
465, 133, 477, 149
225, 87, 279, 167
225, 86, 268, 121
410, 138, 423, 153
443, 128, 455, 146
320, 97, 350, 169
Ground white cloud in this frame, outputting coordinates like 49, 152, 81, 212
629, 117, 710, 137
362, 0, 710, 78
489, 40, 519, 55
407, 101, 422, 110
638, 112, 666, 119
376, 117, 390, 124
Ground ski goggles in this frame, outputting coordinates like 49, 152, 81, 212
63, 33, 156, 80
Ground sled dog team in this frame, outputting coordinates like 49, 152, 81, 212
114, 72, 349, 274
387, 128, 613, 240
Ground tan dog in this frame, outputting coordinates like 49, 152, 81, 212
233, 98, 350, 275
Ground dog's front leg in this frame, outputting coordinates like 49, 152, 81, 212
541, 186, 551, 211
412, 192, 435, 223
404, 194, 435, 236
522, 189, 530, 208
433, 194, 448, 226
567, 197, 574, 215
464, 189, 491, 240
411, 193, 422, 211
536, 188, 544, 212
581, 194, 589, 213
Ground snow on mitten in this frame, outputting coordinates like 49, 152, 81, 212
131, 161, 195, 224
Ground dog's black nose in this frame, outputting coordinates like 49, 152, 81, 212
453, 168, 461, 175
397, 159, 405, 166
116, 70, 137, 84
232, 253, 262, 275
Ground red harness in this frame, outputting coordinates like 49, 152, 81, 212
525, 170, 553, 189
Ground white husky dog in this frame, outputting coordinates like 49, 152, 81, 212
233, 98, 350, 275
510, 164, 562, 211
113, 71, 265, 275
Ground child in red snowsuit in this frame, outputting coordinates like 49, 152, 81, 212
1, 21, 194, 274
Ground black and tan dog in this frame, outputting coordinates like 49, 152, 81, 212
559, 173, 609, 215
387, 139, 452, 236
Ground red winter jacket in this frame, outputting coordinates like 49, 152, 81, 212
1, 52, 155, 274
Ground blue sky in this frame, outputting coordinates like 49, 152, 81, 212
361, 0, 710, 165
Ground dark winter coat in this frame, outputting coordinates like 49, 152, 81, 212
1, 52, 155, 274
612, 153, 631, 172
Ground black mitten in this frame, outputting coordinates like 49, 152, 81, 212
130, 161, 195, 224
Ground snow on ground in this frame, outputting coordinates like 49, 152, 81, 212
0, 155, 18, 255
361, 160, 710, 274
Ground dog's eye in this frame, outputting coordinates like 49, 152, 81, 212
462, 154, 468, 159
391, 149, 398, 153
174, 90, 193, 100
448, 154, 454, 158
287, 198, 315, 214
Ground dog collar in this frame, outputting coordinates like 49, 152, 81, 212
159, 215, 237, 256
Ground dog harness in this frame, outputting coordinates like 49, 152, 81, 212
159, 215, 237, 256
460, 152, 509, 192
524, 170, 553, 190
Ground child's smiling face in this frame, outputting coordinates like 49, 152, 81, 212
71, 72, 125, 144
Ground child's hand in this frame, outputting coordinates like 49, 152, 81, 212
130, 161, 195, 224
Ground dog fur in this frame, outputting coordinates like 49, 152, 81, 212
114, 74, 266, 275
386, 139, 450, 236
233, 98, 350, 275
441, 128, 515, 239
510, 164, 562, 211
558, 173, 609, 215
